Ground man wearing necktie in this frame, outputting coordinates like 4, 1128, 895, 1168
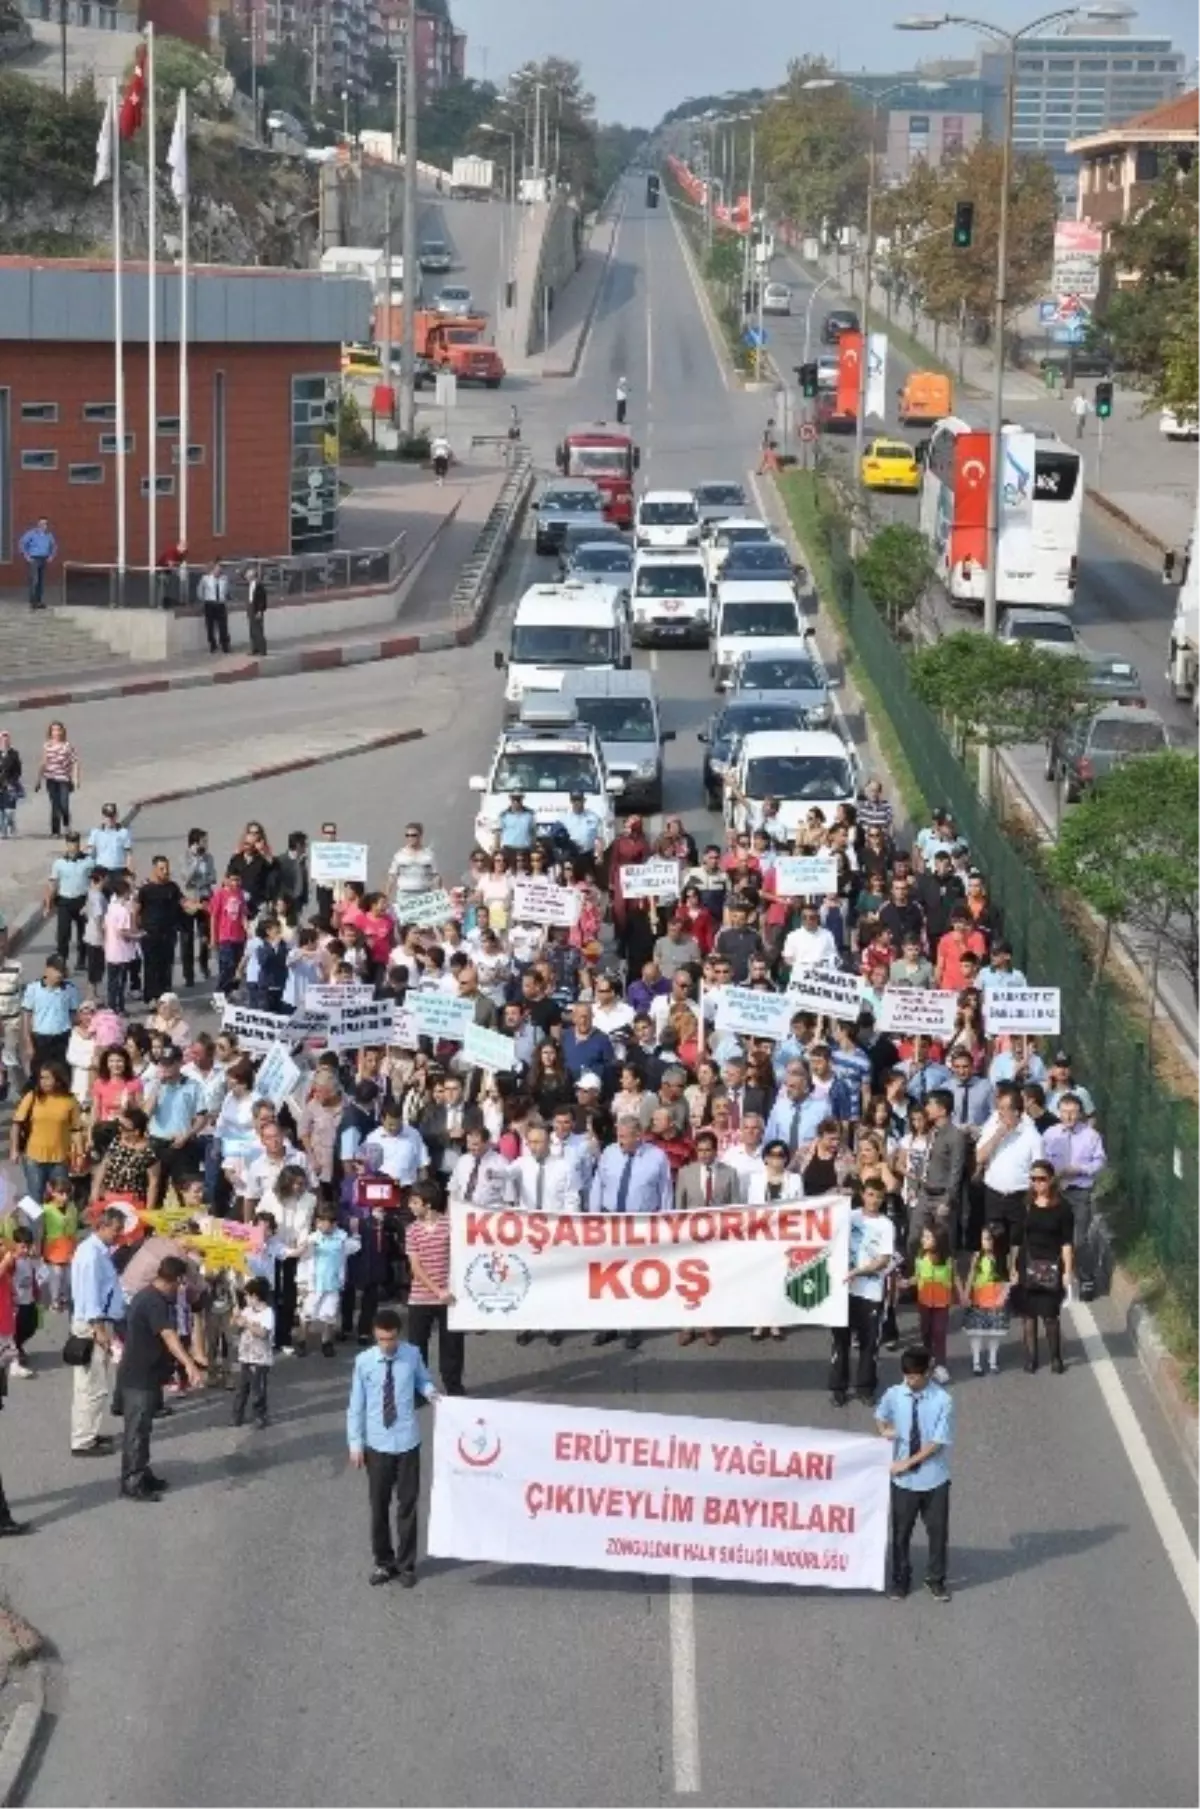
509, 1124, 578, 1350
675, 1129, 737, 1348
588, 1118, 673, 1352
875, 1346, 955, 1603
347, 1307, 438, 1589
448, 1124, 510, 1212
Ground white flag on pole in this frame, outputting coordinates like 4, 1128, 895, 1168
167, 87, 188, 204
866, 331, 888, 421
93, 88, 115, 187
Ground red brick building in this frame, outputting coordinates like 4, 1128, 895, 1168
0, 257, 370, 588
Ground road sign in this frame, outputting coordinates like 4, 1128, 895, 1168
743, 326, 767, 349
798, 421, 818, 444
435, 371, 458, 409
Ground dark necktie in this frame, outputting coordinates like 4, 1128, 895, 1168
704, 1167, 713, 1206
464, 1156, 482, 1201
382, 1356, 397, 1430
908, 1393, 922, 1463
728, 1091, 741, 1130
790, 1103, 802, 1147
535, 1158, 546, 1211
957, 1085, 970, 1125
614, 1153, 636, 1213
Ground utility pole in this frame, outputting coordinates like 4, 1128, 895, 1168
58, 0, 67, 97
379, 187, 393, 422
398, 0, 419, 438
533, 81, 543, 184
309, 20, 318, 109
392, 52, 404, 163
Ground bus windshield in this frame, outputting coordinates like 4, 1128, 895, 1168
512, 625, 617, 665
569, 447, 630, 476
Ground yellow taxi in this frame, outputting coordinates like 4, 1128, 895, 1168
341, 342, 382, 378
860, 437, 921, 493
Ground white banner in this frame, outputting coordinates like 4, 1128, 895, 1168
396, 888, 457, 928
449, 1197, 850, 1331
221, 1003, 291, 1055
785, 966, 862, 1021
983, 987, 1061, 1036
309, 841, 369, 884
1001, 429, 1037, 533
774, 854, 839, 897
428, 1397, 890, 1592
328, 998, 395, 1050
511, 878, 581, 927
714, 985, 794, 1042
620, 860, 681, 902
866, 331, 888, 421
253, 1040, 301, 1107
303, 983, 372, 1013
463, 1021, 519, 1072
407, 991, 476, 1042
877, 987, 960, 1038
390, 1005, 421, 1049
1051, 221, 1102, 300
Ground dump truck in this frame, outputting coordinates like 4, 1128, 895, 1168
372, 307, 505, 386
450, 155, 494, 199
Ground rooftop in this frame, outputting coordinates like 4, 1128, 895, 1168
1068, 88, 1199, 153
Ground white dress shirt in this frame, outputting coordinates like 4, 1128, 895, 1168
507, 1151, 580, 1212
782, 924, 841, 970
448, 1149, 510, 1207
745, 1169, 805, 1204
980, 1113, 1044, 1193
360, 1126, 429, 1187
723, 1145, 766, 1197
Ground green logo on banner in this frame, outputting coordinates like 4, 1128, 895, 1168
786, 1250, 830, 1312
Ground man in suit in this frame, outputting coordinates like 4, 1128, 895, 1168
915, 1088, 969, 1254
419, 1075, 473, 1192
246, 564, 269, 656
719, 1054, 771, 1129
675, 1129, 735, 1349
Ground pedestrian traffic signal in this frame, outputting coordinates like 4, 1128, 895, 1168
1094, 379, 1113, 419
796, 362, 819, 399
953, 200, 974, 248
646, 173, 660, 208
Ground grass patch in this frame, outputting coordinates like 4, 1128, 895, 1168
1103, 1211, 1198, 1401
776, 466, 928, 830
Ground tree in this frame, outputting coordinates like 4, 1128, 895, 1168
910, 633, 1096, 762
478, 57, 601, 206
1094, 163, 1198, 411
758, 57, 868, 238
855, 524, 935, 632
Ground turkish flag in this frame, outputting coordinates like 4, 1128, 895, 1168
836, 331, 862, 420
119, 43, 146, 140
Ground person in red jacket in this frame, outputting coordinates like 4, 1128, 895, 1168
208, 867, 249, 995
936, 909, 989, 993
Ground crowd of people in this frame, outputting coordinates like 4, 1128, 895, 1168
0, 742, 1108, 1592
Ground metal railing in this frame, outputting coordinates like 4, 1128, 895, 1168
60, 530, 408, 611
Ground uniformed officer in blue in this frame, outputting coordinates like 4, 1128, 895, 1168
875, 1345, 955, 1602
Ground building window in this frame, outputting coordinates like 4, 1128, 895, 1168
171, 443, 206, 466
20, 402, 58, 423
290, 372, 339, 555
20, 449, 57, 470
1112, 59, 1132, 70
0, 389, 10, 563
99, 432, 135, 454
156, 414, 182, 435
1137, 60, 1156, 70
68, 463, 104, 484
213, 370, 226, 535
140, 474, 175, 497
83, 401, 117, 422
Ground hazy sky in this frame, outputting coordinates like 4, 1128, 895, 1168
451, 0, 1198, 124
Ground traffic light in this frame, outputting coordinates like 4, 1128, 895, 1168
953, 200, 974, 248
1094, 379, 1113, 419
796, 362, 819, 399
646, 172, 660, 208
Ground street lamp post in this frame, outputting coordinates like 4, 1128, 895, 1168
480, 121, 518, 316
398, 0, 419, 439
897, 6, 1132, 637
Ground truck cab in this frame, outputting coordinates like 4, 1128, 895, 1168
556, 422, 640, 528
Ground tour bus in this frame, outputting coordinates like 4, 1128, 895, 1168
917, 416, 1083, 610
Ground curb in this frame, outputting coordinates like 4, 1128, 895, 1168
3, 726, 426, 962
1106, 1255, 1199, 1480
1087, 487, 1173, 557
0, 1662, 44, 1809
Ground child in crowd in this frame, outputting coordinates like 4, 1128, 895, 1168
904, 1222, 954, 1384
231, 1275, 275, 1428
10, 1225, 39, 1378
295, 1205, 360, 1357
961, 1225, 1011, 1376
39, 1175, 79, 1312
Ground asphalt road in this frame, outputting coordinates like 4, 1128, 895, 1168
4, 184, 1197, 1809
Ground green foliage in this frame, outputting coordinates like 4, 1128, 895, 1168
855, 524, 934, 624
910, 632, 1096, 756
149, 36, 235, 124
0, 68, 103, 213
705, 231, 743, 288
593, 122, 649, 205
338, 389, 371, 456
478, 57, 602, 206
758, 57, 868, 236
1095, 164, 1199, 411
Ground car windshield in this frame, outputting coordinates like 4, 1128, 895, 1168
1090, 718, 1167, 753
492, 753, 602, 795
724, 544, 792, 575
744, 755, 854, 799
422, 242, 447, 256
719, 525, 771, 548
542, 491, 603, 516
1088, 659, 1141, 694
736, 657, 822, 691
511, 626, 616, 664
635, 563, 708, 598
642, 501, 698, 525
695, 484, 746, 508
573, 546, 633, 575
440, 288, 470, 303
1009, 619, 1076, 644
573, 698, 657, 742
721, 603, 802, 638
569, 447, 629, 475
715, 704, 809, 744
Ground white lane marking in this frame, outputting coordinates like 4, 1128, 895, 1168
669, 1577, 701, 1794
649, 648, 659, 672
667, 201, 731, 391
645, 209, 655, 429
1067, 1297, 1199, 1622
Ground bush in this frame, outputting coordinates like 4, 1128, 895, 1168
338, 390, 372, 456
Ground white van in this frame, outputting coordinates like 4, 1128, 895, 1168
630, 548, 710, 647
635, 490, 702, 549
710, 582, 809, 690
495, 583, 631, 715
726, 729, 859, 838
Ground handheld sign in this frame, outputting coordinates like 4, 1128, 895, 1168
309, 841, 369, 884
254, 1041, 302, 1108
396, 889, 458, 929
463, 1022, 519, 1072
329, 998, 397, 1051
714, 986, 794, 1042
407, 991, 476, 1043
620, 860, 681, 902
511, 879, 581, 927
877, 988, 960, 1039
785, 965, 863, 1021
774, 855, 839, 898
983, 988, 1061, 1037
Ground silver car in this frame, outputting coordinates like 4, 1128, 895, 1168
730, 642, 836, 728
433, 284, 474, 315
561, 669, 674, 813
997, 608, 1082, 656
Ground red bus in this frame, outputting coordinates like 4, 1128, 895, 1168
555, 421, 641, 528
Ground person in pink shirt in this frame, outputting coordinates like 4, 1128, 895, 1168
359, 894, 396, 973
209, 867, 249, 995
936, 909, 989, 993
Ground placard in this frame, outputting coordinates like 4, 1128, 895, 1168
406, 991, 476, 1042
619, 860, 681, 902
428, 1396, 891, 1592
254, 1041, 301, 1108
390, 1005, 421, 1049
221, 1003, 293, 1055
463, 1021, 519, 1072
395, 889, 458, 929
785, 966, 863, 1021
774, 855, 839, 897
714, 985, 793, 1042
450, 1197, 850, 1331
511, 878, 581, 927
877, 987, 960, 1038
309, 841, 369, 884
983, 987, 1061, 1036
302, 983, 373, 1013
328, 998, 396, 1051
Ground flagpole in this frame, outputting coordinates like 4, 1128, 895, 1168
146, 22, 157, 592
178, 86, 189, 558
112, 77, 126, 585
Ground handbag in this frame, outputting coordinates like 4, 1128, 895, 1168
1024, 1255, 1061, 1290
62, 1331, 95, 1367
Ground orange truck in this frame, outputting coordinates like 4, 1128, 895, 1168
372, 306, 505, 386
898, 370, 953, 426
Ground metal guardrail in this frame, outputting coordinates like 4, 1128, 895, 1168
60, 531, 408, 611
451, 447, 533, 628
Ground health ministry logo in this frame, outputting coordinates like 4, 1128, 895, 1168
456, 1418, 503, 1468
463, 1249, 532, 1314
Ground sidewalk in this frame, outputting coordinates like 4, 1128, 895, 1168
511, 203, 623, 380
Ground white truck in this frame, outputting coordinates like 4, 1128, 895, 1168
451, 155, 495, 200
1166, 505, 1198, 707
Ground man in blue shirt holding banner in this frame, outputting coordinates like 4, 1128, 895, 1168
347, 1307, 438, 1588
876, 1345, 955, 1603
588, 1118, 673, 1355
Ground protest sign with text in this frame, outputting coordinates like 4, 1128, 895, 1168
877, 988, 960, 1039
620, 860, 681, 902
220, 1003, 291, 1055
407, 991, 477, 1043
303, 983, 372, 1013
395, 889, 458, 929
449, 1196, 850, 1332
983, 987, 1061, 1036
774, 855, 839, 898
785, 966, 863, 1021
328, 999, 397, 1051
309, 842, 369, 884
253, 1042, 301, 1108
511, 878, 581, 927
714, 986, 794, 1042
428, 1396, 890, 1592
463, 1022, 519, 1072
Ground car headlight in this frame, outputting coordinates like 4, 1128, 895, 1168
632, 759, 658, 779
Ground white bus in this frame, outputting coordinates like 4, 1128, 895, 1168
918, 416, 1083, 610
